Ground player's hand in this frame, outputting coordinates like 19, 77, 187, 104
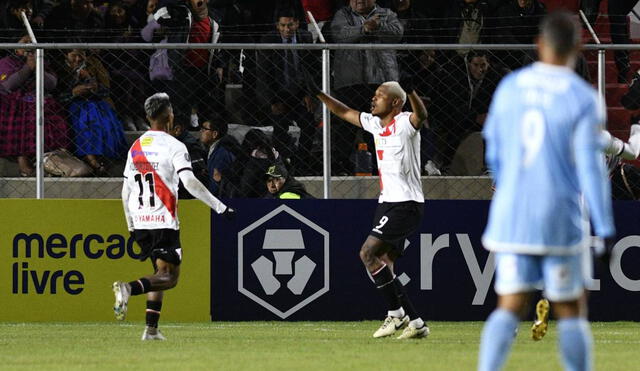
222, 207, 236, 220
400, 75, 417, 95
363, 14, 381, 33
594, 236, 616, 267
300, 66, 321, 97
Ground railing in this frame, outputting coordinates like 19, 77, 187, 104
1, 41, 638, 200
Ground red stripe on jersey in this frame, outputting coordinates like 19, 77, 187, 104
379, 119, 396, 137
131, 139, 177, 219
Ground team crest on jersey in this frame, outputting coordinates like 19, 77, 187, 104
141, 137, 154, 146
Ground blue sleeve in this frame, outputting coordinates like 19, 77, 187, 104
573, 96, 615, 237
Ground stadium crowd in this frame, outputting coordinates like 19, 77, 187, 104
1, 0, 639, 198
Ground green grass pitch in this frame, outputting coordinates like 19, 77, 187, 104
0, 321, 638, 370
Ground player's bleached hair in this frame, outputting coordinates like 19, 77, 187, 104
144, 92, 172, 121
381, 81, 407, 106
539, 11, 581, 58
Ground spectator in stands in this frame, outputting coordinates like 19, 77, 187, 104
119, 0, 148, 29
0, 35, 70, 176
0, 0, 52, 45
264, 163, 314, 199
104, 0, 149, 131
46, 0, 105, 42
330, 0, 403, 174
440, 0, 497, 56
432, 50, 505, 169
145, 0, 157, 23
56, 48, 126, 176
170, 111, 208, 199
143, 0, 224, 127
257, 8, 317, 175
1, 0, 53, 29
200, 114, 236, 196
413, 49, 444, 175
396, 0, 434, 82
238, 129, 285, 198
495, 0, 546, 70
581, 0, 639, 82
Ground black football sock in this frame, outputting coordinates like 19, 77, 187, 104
146, 300, 162, 328
394, 277, 419, 320
129, 278, 151, 296
371, 265, 402, 312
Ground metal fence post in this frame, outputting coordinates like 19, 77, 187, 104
35, 48, 44, 198
322, 48, 331, 199
22, 11, 44, 198
598, 49, 606, 104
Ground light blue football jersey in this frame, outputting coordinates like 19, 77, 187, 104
482, 62, 615, 255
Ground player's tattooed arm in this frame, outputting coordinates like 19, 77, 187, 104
316, 92, 362, 128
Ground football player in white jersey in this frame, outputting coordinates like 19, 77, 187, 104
113, 93, 235, 340
306, 73, 429, 339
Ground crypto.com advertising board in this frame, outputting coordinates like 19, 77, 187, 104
212, 200, 640, 321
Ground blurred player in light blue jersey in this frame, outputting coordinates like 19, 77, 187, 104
478, 11, 615, 371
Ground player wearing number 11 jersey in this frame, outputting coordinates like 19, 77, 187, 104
478, 12, 615, 371
113, 93, 235, 340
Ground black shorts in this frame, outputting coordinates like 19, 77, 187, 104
133, 229, 182, 268
369, 201, 424, 255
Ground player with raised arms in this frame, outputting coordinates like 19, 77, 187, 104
113, 93, 235, 340
304, 71, 429, 339
477, 11, 615, 370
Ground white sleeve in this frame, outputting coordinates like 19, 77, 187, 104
626, 124, 640, 159
602, 130, 624, 156
121, 181, 134, 231
602, 126, 640, 160
172, 142, 193, 173
399, 112, 418, 134
359, 112, 377, 134
178, 170, 228, 214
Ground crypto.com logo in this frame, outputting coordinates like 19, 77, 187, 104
238, 205, 329, 319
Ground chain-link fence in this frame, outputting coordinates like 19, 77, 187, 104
0, 39, 638, 200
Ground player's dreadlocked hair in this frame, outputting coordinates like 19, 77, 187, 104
539, 11, 581, 59
144, 92, 172, 121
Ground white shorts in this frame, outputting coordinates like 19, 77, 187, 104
494, 252, 584, 302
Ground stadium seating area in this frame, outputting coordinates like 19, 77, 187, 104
1, 0, 639, 198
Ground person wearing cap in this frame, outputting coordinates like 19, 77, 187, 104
264, 163, 313, 199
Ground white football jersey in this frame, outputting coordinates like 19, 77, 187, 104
360, 112, 424, 203
123, 130, 192, 230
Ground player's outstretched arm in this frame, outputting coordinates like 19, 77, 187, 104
316, 92, 362, 127
178, 170, 233, 217
121, 181, 134, 231
301, 66, 362, 127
